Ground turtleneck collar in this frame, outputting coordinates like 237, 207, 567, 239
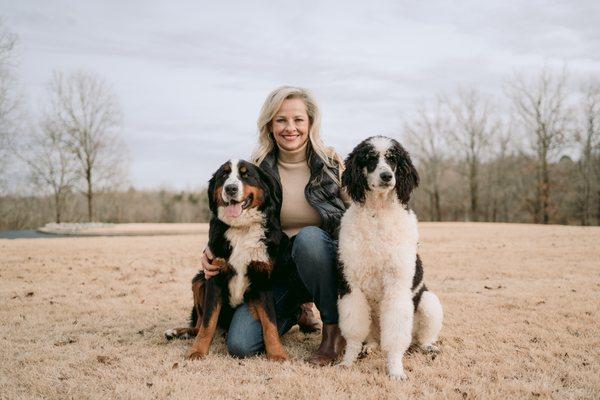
277, 141, 308, 164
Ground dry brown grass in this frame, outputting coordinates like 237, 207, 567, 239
1, 222, 599, 399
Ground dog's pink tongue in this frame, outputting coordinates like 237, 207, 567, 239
225, 203, 243, 218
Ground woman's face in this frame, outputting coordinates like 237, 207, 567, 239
270, 98, 310, 152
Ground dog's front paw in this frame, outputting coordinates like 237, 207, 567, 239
267, 352, 288, 362
387, 353, 408, 380
186, 348, 207, 360
212, 257, 227, 269
389, 368, 408, 381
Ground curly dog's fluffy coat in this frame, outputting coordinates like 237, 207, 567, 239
337, 136, 443, 379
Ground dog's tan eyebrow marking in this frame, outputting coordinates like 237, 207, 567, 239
239, 165, 247, 174
223, 163, 231, 173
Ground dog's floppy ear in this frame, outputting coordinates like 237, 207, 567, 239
256, 165, 283, 241
256, 165, 280, 209
393, 141, 419, 204
342, 141, 369, 204
207, 170, 218, 214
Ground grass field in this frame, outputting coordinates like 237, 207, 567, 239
1, 222, 599, 399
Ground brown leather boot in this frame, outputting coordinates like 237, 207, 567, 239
298, 302, 322, 333
307, 323, 346, 366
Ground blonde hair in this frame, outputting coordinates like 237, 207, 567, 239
252, 86, 343, 185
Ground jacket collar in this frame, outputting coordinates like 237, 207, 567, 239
262, 142, 323, 183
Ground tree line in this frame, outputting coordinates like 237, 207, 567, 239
404, 69, 600, 226
0, 188, 210, 231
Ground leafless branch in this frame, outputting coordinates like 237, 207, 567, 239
506, 67, 572, 223
45, 70, 128, 221
443, 88, 499, 221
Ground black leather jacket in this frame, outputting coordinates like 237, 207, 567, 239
259, 144, 347, 238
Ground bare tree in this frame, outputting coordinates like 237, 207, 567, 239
47, 70, 127, 221
506, 68, 571, 224
0, 20, 20, 192
404, 99, 449, 221
445, 89, 498, 222
20, 116, 79, 223
576, 81, 600, 225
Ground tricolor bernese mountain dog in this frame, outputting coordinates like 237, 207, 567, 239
165, 159, 290, 361
337, 136, 443, 379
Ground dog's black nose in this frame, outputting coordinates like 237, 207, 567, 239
225, 184, 239, 196
380, 171, 393, 182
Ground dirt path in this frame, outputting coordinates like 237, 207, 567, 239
1, 222, 599, 399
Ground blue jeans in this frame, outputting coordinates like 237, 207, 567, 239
227, 226, 339, 358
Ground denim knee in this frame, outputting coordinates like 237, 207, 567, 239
226, 303, 263, 358
227, 331, 259, 358
292, 226, 334, 276
291, 226, 339, 324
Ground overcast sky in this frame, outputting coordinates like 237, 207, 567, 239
2, 0, 599, 189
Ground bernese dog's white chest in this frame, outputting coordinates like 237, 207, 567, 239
224, 222, 269, 307
339, 203, 419, 300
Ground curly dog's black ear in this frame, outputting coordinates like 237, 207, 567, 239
392, 140, 419, 204
342, 140, 370, 204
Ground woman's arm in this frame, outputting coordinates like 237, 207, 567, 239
201, 247, 222, 279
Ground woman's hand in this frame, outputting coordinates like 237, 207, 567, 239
201, 247, 223, 279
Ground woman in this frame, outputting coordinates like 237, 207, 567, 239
202, 86, 346, 365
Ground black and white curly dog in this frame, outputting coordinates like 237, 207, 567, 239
165, 159, 289, 361
337, 136, 443, 380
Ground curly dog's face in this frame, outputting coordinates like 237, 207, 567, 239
342, 136, 419, 204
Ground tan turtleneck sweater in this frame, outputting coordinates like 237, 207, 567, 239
277, 142, 322, 237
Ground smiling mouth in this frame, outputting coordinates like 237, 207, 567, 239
281, 134, 300, 141
224, 193, 254, 218
226, 193, 253, 209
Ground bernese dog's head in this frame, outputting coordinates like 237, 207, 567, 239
207, 159, 278, 227
342, 136, 419, 205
